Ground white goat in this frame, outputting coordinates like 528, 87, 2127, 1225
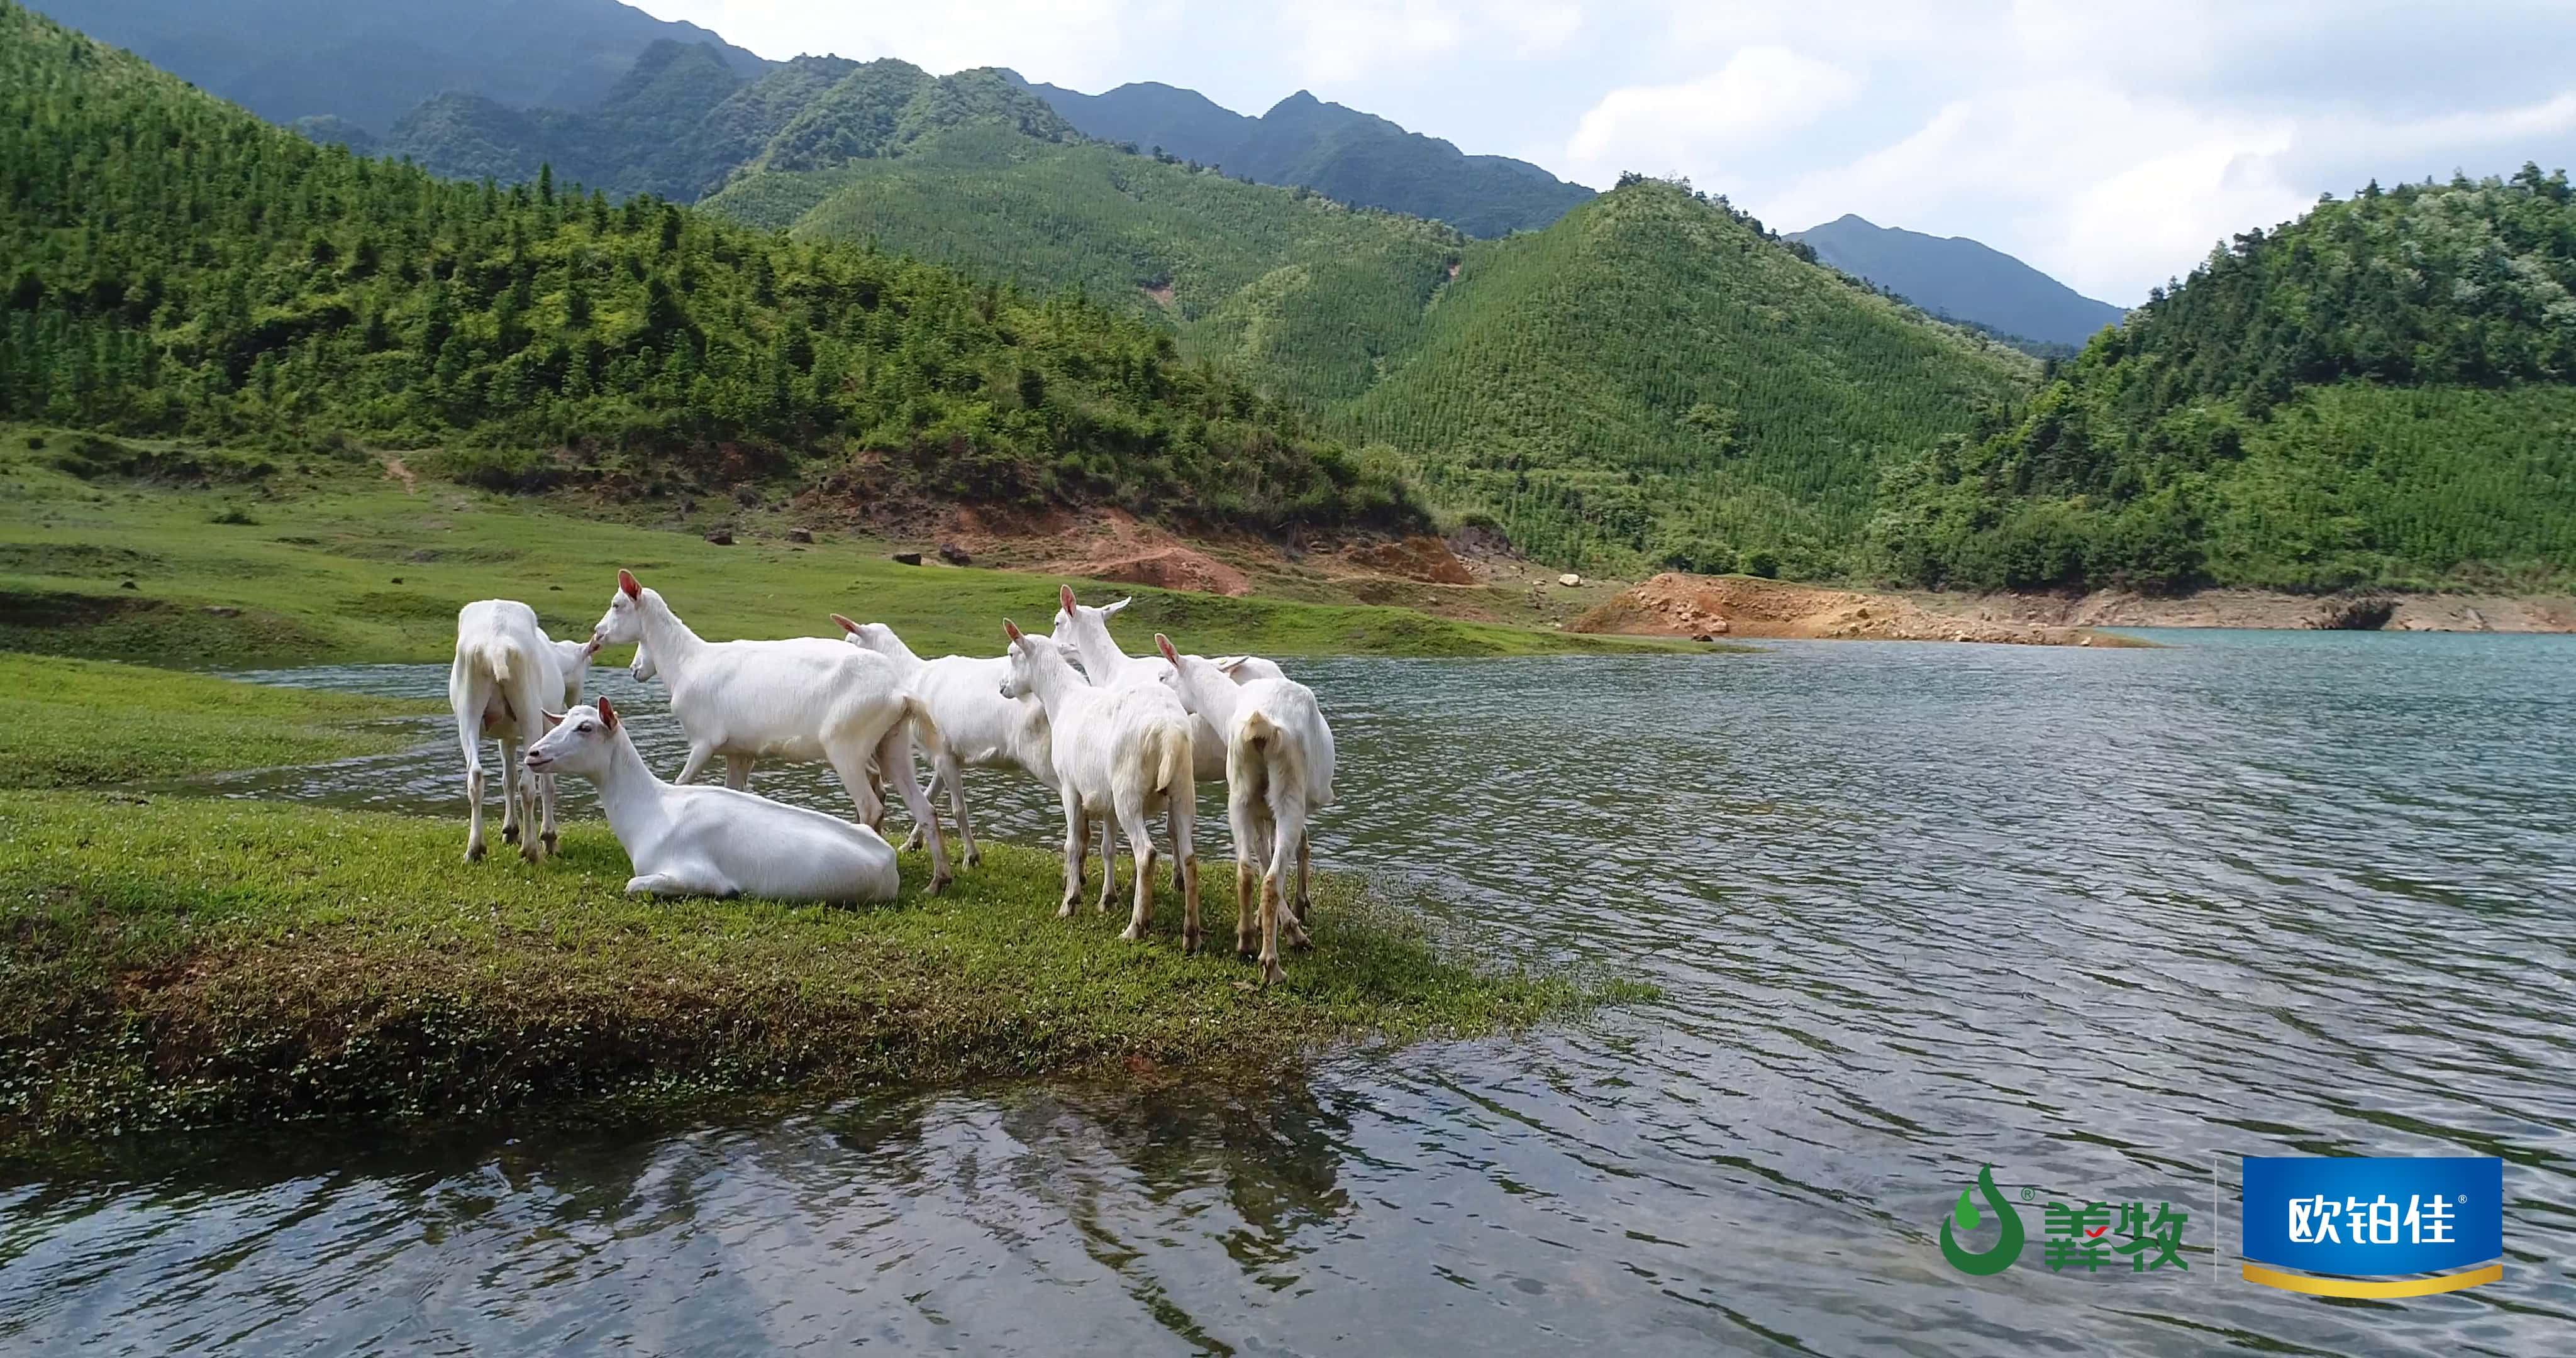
591, 569, 952, 892
1000, 619, 1202, 949
835, 616, 1135, 898
1156, 634, 1335, 984
523, 697, 900, 902
831, 614, 1053, 869
449, 599, 591, 863
550, 636, 604, 706
1052, 587, 1233, 782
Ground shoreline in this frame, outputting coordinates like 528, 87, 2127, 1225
0, 663, 1626, 1153
1567, 571, 2574, 644
1932, 586, 2576, 634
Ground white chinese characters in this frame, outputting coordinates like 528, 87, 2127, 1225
2287, 1193, 2453, 1245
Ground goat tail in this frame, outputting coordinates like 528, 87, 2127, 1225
471, 636, 515, 686
1241, 709, 1299, 802
1155, 719, 1194, 802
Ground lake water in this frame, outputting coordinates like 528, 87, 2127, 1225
4, 631, 2573, 1355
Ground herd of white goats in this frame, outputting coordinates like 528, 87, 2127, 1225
448, 570, 1335, 982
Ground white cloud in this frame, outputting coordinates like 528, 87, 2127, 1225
1273, 0, 1582, 84
1564, 47, 1860, 187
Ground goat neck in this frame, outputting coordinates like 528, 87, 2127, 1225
635, 588, 710, 674
588, 723, 674, 842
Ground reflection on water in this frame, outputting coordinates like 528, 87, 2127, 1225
5, 631, 2574, 1355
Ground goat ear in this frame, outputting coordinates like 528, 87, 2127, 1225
1004, 619, 1024, 646
831, 613, 859, 635
596, 696, 619, 731
1156, 633, 1179, 665
582, 638, 602, 657
1103, 597, 1132, 617
541, 710, 565, 730
1214, 655, 1247, 675
618, 569, 641, 599
1058, 584, 1077, 613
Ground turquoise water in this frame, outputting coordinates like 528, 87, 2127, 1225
4, 630, 2572, 1355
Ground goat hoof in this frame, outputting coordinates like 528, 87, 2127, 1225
1262, 961, 1287, 988
541, 831, 558, 853
1057, 897, 1078, 919
964, 849, 983, 869
1120, 924, 1145, 942
1236, 934, 1256, 958
519, 845, 545, 864
900, 832, 924, 851
465, 844, 486, 864
1182, 929, 1202, 956
928, 873, 952, 896
501, 824, 520, 845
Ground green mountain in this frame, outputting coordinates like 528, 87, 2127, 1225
26, 0, 770, 133
1868, 170, 2576, 592
1338, 182, 2037, 570
1008, 75, 1594, 239
714, 141, 2033, 570
1790, 214, 2128, 350
0, 2, 1419, 534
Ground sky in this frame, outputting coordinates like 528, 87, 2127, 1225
630, 1, 2576, 305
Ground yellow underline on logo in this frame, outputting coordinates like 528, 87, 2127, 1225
2240, 1262, 2502, 1298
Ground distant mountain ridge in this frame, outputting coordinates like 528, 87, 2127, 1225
26, 0, 771, 133
373, 45, 1077, 203
1789, 214, 2128, 350
1005, 74, 1594, 238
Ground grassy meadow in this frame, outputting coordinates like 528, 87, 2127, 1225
0, 426, 1681, 669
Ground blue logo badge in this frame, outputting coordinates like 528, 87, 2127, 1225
2240, 1157, 2502, 1296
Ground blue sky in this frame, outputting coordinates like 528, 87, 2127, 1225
635, 1, 2576, 305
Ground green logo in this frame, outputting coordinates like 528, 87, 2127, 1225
1941, 1164, 2027, 1275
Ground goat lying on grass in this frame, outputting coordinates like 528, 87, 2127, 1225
523, 697, 899, 902
592, 569, 952, 891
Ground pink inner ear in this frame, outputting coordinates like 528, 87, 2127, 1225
832, 614, 858, 634
619, 570, 640, 599
1060, 585, 1076, 612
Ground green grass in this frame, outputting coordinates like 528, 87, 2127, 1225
0, 653, 436, 788
0, 428, 1685, 666
0, 791, 1614, 1145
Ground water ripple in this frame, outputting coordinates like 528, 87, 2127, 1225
4, 630, 2572, 1354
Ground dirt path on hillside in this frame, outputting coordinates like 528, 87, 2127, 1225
380, 456, 418, 494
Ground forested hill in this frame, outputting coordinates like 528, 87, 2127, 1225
1339, 180, 2038, 570
1005, 75, 1594, 239
1870, 170, 2576, 592
0, 3, 1421, 534
709, 132, 2034, 571
24, 0, 770, 133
